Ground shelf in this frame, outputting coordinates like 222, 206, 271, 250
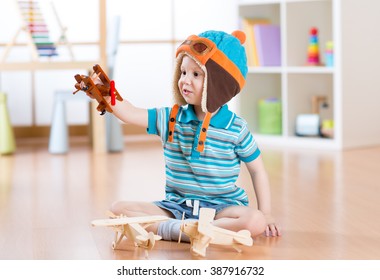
0, 61, 99, 71
255, 134, 337, 150
286, 66, 334, 74
248, 66, 334, 74
248, 67, 282, 73
239, 0, 281, 6
239, 0, 337, 149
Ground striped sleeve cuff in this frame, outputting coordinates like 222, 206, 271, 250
240, 148, 261, 163
146, 108, 158, 135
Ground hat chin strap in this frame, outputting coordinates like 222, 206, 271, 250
167, 104, 180, 143
196, 111, 211, 152
167, 105, 211, 153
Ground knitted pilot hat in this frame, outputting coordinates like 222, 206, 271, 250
173, 30, 248, 113
170, 30, 248, 152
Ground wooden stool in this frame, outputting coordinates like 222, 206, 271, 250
48, 90, 123, 154
48, 90, 90, 154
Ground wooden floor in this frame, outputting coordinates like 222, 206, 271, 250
1, 135, 379, 260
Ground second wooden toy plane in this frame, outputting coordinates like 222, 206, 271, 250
91, 212, 169, 256
180, 208, 254, 257
73, 64, 123, 115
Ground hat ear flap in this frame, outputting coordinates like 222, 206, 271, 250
205, 60, 240, 113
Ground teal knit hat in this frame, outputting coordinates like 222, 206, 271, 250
198, 30, 248, 78
173, 30, 248, 113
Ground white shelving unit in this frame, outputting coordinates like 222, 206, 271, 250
237, 0, 380, 150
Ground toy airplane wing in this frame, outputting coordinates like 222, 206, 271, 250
74, 64, 123, 115
74, 74, 111, 114
210, 226, 254, 246
91, 215, 169, 227
233, 230, 253, 246
91, 64, 123, 103
197, 208, 253, 247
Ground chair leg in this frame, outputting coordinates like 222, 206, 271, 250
105, 113, 123, 152
49, 98, 68, 154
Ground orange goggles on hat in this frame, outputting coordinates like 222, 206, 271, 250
176, 35, 217, 65
176, 35, 245, 90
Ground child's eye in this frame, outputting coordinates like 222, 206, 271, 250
181, 70, 186, 75
194, 72, 199, 77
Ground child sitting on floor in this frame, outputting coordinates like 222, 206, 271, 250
85, 30, 281, 240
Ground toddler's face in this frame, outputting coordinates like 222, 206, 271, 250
178, 56, 204, 107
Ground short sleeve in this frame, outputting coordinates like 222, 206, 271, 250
235, 122, 261, 162
147, 108, 158, 135
146, 107, 171, 143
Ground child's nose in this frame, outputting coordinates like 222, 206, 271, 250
184, 75, 192, 85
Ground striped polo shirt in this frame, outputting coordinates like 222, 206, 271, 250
147, 104, 261, 206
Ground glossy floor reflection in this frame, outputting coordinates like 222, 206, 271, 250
1, 136, 379, 259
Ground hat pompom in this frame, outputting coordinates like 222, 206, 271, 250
232, 30, 246, 45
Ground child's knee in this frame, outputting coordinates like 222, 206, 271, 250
246, 210, 266, 237
110, 200, 125, 215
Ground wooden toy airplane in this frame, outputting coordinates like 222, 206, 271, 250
73, 64, 123, 115
180, 208, 253, 257
91, 212, 169, 256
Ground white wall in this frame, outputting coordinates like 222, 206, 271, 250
0, 0, 238, 126
341, 0, 380, 148
112, 0, 239, 109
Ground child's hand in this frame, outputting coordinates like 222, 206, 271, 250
79, 82, 93, 99
264, 214, 282, 237
80, 73, 104, 99
91, 72, 103, 86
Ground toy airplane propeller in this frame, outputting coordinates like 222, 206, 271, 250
91, 212, 169, 257
73, 64, 123, 115
179, 208, 253, 257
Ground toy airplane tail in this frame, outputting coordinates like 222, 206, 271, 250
234, 230, 253, 246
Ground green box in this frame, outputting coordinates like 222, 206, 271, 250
0, 92, 16, 154
258, 98, 282, 135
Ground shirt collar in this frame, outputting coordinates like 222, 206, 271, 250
177, 104, 235, 129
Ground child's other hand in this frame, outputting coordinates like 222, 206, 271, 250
264, 214, 282, 237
